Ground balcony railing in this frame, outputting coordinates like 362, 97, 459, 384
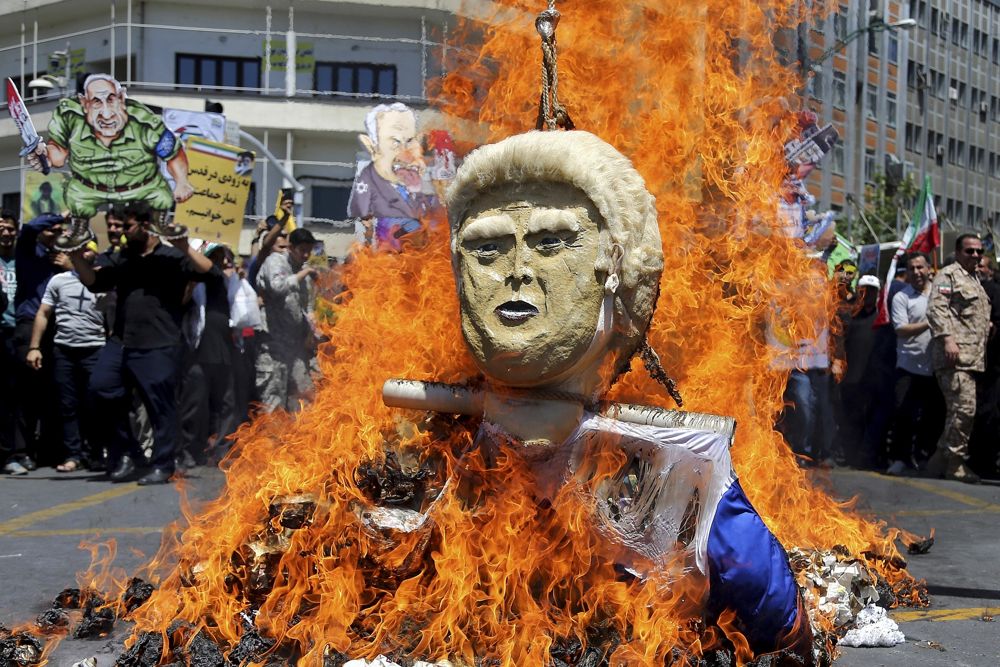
0, 3, 459, 108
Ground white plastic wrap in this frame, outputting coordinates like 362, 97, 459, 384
563, 413, 734, 575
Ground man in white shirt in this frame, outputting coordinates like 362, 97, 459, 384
26, 241, 106, 471
886, 252, 943, 475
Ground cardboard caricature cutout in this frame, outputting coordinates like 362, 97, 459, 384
23, 74, 193, 249
777, 110, 839, 249
347, 103, 427, 251
426, 129, 458, 204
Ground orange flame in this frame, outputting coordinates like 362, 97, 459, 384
42, 0, 924, 664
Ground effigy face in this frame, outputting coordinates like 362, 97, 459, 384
456, 180, 606, 388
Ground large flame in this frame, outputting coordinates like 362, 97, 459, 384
49, 0, 922, 664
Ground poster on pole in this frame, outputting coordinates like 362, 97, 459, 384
173, 137, 254, 250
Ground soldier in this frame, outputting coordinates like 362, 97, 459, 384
27, 74, 193, 248
926, 233, 991, 483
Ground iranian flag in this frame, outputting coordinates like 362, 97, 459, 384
908, 176, 940, 253
874, 176, 939, 326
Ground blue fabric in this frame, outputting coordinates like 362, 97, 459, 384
13, 213, 62, 322
707, 479, 800, 653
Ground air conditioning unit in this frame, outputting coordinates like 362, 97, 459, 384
949, 87, 960, 101
981, 101, 990, 113
936, 144, 946, 157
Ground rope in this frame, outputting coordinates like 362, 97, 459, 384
534, 3, 574, 131
639, 342, 684, 408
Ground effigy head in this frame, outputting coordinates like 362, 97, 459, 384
447, 131, 663, 398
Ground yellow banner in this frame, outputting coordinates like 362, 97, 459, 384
174, 137, 254, 250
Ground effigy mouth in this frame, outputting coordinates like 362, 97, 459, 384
495, 300, 539, 322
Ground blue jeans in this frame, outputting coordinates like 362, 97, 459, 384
90, 339, 183, 472
52, 344, 103, 461
779, 369, 834, 459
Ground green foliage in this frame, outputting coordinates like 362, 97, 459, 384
839, 171, 920, 246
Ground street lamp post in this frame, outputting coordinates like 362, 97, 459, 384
26, 42, 72, 98
814, 15, 917, 66
807, 14, 917, 243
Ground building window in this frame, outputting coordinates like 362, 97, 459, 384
866, 88, 878, 118
868, 29, 880, 56
904, 122, 921, 151
994, 38, 1000, 65
992, 96, 1000, 122
315, 62, 397, 97
311, 184, 353, 221
888, 32, 898, 64
832, 70, 847, 108
176, 53, 261, 91
835, 5, 849, 40
831, 143, 845, 175
809, 68, 823, 99
886, 91, 897, 127
864, 148, 876, 183
991, 153, 1000, 178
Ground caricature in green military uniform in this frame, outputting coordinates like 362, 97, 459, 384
26, 74, 193, 248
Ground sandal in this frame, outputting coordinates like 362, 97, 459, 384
56, 459, 81, 473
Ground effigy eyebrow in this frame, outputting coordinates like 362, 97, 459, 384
527, 209, 581, 234
460, 215, 516, 243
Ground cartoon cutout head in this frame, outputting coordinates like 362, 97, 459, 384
359, 103, 425, 193
80, 74, 129, 144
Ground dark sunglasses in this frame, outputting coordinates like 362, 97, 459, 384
963, 248, 985, 256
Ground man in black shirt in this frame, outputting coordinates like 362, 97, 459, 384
69, 202, 219, 485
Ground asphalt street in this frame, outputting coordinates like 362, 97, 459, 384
0, 466, 997, 666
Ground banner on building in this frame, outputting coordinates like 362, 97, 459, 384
48, 48, 86, 78
263, 39, 315, 74
174, 137, 254, 250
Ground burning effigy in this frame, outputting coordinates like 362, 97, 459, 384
3, 1, 930, 666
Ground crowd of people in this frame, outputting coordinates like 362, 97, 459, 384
778, 233, 999, 484
0, 193, 330, 484
4, 193, 999, 487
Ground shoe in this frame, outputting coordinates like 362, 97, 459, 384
53, 217, 94, 252
18, 456, 37, 471
174, 449, 197, 470
885, 460, 907, 476
137, 468, 173, 485
56, 458, 81, 473
923, 449, 947, 478
3, 460, 28, 475
109, 455, 137, 482
945, 462, 981, 484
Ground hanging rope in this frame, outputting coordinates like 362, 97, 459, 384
535, 1, 575, 131
639, 342, 684, 408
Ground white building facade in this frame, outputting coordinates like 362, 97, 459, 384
0, 0, 460, 254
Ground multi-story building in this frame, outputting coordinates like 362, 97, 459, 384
0, 0, 459, 255
902, 0, 1000, 234
802, 0, 1000, 244
799, 0, 910, 244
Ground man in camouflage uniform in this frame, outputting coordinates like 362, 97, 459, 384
926, 233, 991, 483
28, 74, 193, 242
